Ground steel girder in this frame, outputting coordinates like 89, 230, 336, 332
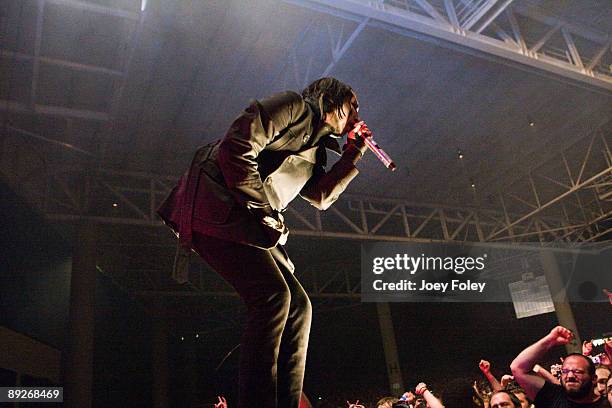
284, 0, 612, 93
0, 0, 143, 122
1, 157, 607, 245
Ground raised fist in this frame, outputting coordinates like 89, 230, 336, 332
479, 359, 491, 374
415, 382, 428, 395
582, 340, 593, 356
500, 374, 514, 388
545, 326, 573, 347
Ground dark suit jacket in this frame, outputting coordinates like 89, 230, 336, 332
157, 91, 364, 250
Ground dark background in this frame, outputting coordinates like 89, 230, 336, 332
2, 179, 610, 407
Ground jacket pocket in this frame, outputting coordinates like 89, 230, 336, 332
193, 164, 235, 225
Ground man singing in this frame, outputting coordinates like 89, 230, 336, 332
157, 77, 371, 408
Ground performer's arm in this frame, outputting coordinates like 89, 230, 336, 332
510, 326, 572, 400
299, 142, 364, 210
217, 91, 304, 214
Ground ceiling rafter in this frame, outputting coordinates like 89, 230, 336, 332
284, 0, 612, 92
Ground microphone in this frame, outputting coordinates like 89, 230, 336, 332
352, 121, 396, 171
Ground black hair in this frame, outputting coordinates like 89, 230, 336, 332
491, 390, 522, 408
301, 77, 354, 119
565, 352, 596, 376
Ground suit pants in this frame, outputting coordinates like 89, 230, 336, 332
192, 233, 312, 408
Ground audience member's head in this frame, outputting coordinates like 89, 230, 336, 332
560, 353, 597, 399
376, 396, 398, 408
596, 365, 612, 397
510, 389, 530, 408
490, 390, 522, 408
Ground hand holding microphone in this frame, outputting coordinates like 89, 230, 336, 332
348, 121, 396, 171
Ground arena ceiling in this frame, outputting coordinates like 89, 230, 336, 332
1, 0, 611, 248
2, 0, 611, 382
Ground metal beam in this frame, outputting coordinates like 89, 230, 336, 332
488, 166, 612, 239
45, 0, 140, 20
462, 0, 506, 31
1, 50, 124, 77
473, 0, 514, 34
586, 40, 612, 72
413, 0, 448, 24
443, 0, 460, 28
0, 99, 109, 121
322, 17, 370, 76
561, 28, 584, 70
285, 0, 612, 92
30, 0, 45, 107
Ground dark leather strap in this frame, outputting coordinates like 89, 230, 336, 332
178, 141, 219, 249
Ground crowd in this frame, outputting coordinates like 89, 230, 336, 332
210, 327, 612, 408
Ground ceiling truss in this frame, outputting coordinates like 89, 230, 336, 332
284, 0, 612, 93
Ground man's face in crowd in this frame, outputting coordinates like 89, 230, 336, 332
324, 93, 360, 136
490, 392, 516, 408
513, 391, 529, 408
560, 355, 595, 399
607, 376, 612, 405
595, 367, 611, 396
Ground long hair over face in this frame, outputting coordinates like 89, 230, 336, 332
301, 77, 354, 119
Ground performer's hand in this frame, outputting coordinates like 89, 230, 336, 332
544, 326, 573, 347
214, 396, 227, 408
479, 359, 491, 375
346, 121, 372, 155
260, 211, 289, 246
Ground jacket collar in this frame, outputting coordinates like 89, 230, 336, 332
304, 97, 342, 155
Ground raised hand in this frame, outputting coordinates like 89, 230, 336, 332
500, 374, 514, 388
544, 326, 573, 347
214, 396, 227, 408
603, 288, 612, 304
600, 352, 611, 366
415, 382, 428, 395
479, 359, 491, 374
346, 400, 365, 408
582, 340, 593, 356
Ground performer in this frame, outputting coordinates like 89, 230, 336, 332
157, 77, 371, 408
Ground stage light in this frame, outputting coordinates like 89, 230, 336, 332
457, 149, 464, 159
195, 334, 199, 338
180, 336, 184, 341
112, 203, 118, 207
528, 116, 535, 127
470, 179, 476, 189
141, 0, 147, 11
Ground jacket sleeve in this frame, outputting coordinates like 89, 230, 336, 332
299, 143, 363, 210
217, 91, 305, 211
